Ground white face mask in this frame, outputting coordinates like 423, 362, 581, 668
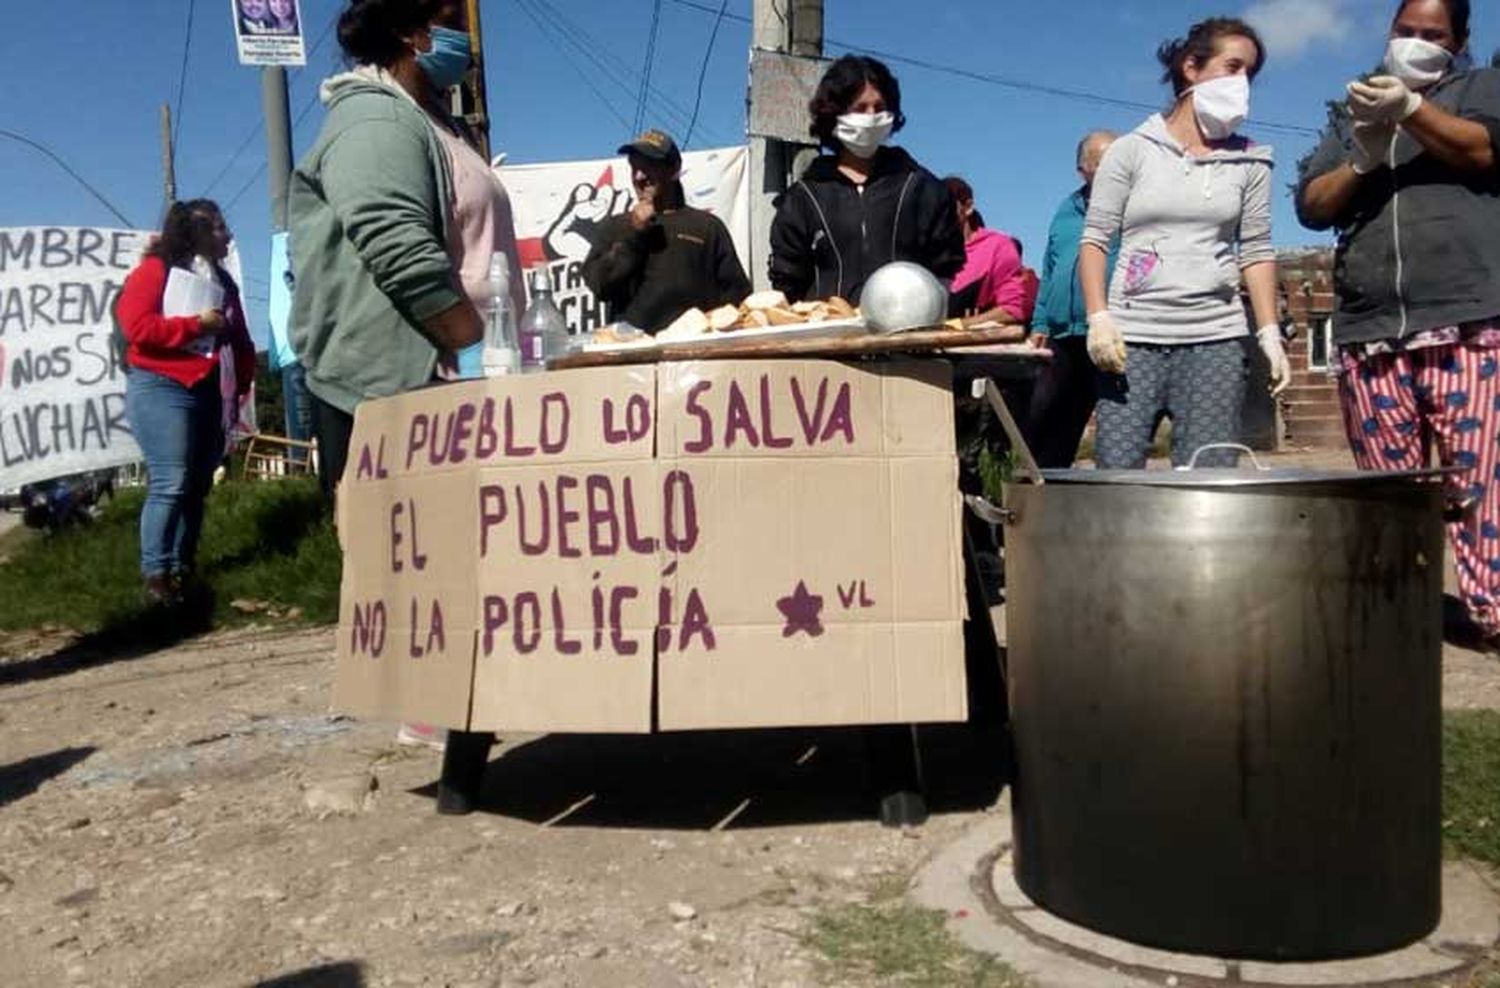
1189, 74, 1250, 140
1384, 37, 1453, 90
835, 112, 895, 159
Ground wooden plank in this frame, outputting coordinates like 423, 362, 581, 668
548, 325, 1036, 370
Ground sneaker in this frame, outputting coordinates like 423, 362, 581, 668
396, 722, 447, 751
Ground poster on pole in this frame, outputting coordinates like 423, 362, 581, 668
500, 145, 750, 334
231, 0, 307, 67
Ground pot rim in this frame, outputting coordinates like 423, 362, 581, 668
1022, 467, 1456, 489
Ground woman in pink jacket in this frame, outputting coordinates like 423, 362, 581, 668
944, 176, 1034, 325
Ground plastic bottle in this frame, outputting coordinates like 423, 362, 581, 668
517, 268, 570, 372
481, 252, 520, 377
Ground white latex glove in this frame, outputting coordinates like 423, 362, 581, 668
1086, 311, 1128, 375
1350, 121, 1396, 174
1347, 75, 1422, 126
1258, 324, 1292, 397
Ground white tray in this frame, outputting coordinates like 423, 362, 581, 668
582, 317, 869, 353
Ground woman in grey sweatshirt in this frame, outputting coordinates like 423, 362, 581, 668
1079, 17, 1289, 469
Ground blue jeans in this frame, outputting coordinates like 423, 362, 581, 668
126, 368, 224, 579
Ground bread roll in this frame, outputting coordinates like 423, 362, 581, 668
659, 307, 709, 341
742, 289, 789, 312
707, 304, 742, 331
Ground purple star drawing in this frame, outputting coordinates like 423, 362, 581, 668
777, 580, 825, 638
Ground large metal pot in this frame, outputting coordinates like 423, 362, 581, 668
1002, 464, 1444, 960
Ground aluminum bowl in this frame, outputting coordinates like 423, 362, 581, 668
859, 261, 947, 333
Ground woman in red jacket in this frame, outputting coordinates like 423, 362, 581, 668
116, 200, 256, 603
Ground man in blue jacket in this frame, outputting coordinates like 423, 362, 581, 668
1026, 130, 1116, 467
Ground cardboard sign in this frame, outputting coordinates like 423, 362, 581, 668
331, 359, 967, 733
748, 50, 830, 144
499, 147, 751, 335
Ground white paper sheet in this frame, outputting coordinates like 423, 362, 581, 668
163, 266, 224, 357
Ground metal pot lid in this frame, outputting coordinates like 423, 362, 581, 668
1034, 467, 1453, 489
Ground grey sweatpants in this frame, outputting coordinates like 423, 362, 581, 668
1094, 339, 1248, 469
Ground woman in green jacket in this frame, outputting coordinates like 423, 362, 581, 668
289, 0, 490, 816
289, 0, 484, 502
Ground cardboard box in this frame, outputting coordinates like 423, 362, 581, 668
331, 360, 967, 733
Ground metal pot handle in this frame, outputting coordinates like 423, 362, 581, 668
971, 378, 1044, 486
1180, 443, 1267, 472
964, 494, 1013, 526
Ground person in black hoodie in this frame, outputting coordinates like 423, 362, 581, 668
769, 56, 965, 303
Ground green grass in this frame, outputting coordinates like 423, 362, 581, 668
1443, 710, 1500, 867
0, 476, 341, 634
805, 901, 1030, 988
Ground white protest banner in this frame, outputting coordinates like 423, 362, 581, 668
231, 0, 306, 67
500, 145, 750, 334
0, 227, 256, 490
0, 227, 147, 490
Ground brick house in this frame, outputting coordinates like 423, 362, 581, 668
1276, 248, 1344, 450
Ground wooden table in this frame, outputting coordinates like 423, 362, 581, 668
548, 324, 1045, 375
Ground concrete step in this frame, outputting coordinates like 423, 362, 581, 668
1281, 387, 1339, 405
1282, 405, 1344, 419
1284, 417, 1350, 448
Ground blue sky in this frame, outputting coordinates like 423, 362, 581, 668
4, 0, 1498, 347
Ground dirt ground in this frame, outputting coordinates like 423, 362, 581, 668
2, 625, 1497, 988
0, 623, 1012, 988
3, 447, 1499, 988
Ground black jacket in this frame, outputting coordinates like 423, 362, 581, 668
581, 206, 750, 333
1296, 68, 1500, 345
769, 147, 966, 304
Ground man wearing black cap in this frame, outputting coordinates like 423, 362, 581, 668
582, 129, 751, 333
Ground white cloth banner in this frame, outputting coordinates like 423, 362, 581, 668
0, 227, 254, 490
498, 145, 751, 334
0, 227, 149, 490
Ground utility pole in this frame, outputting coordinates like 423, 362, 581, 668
748, 0, 788, 292
160, 104, 177, 215
789, 0, 823, 58
786, 0, 824, 182
462, 0, 492, 160
262, 66, 294, 232
748, 0, 823, 290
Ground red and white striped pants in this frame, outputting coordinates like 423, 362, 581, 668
1339, 339, 1500, 634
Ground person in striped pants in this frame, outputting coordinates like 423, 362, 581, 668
1298, 0, 1500, 645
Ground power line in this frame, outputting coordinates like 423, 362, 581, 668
514, 0, 635, 131
224, 160, 266, 213
663, 0, 1322, 139
0, 129, 136, 228
684, 0, 730, 149
172, 0, 198, 153
528, 0, 734, 145
225, 84, 323, 214
634, 0, 666, 135
203, 12, 338, 198
202, 125, 262, 199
